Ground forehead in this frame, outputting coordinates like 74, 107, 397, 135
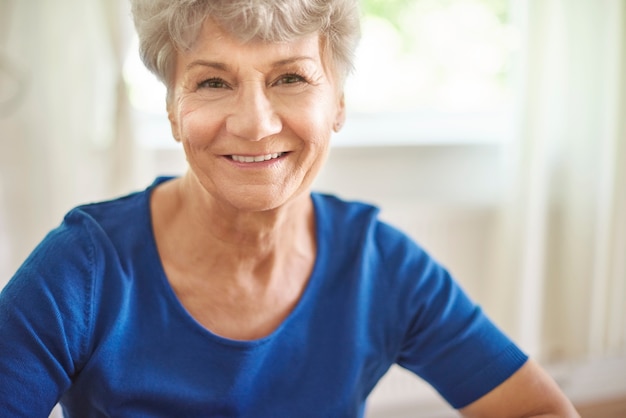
182, 19, 324, 68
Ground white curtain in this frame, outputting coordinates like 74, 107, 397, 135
487, 0, 626, 362
0, 0, 137, 285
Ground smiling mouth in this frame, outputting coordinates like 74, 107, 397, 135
230, 152, 286, 163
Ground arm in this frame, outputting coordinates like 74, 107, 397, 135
375, 221, 577, 415
0, 266, 74, 416
0, 213, 94, 416
459, 359, 579, 418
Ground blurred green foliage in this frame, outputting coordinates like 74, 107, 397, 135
360, 0, 509, 29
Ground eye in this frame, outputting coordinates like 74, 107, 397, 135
197, 77, 229, 89
274, 73, 307, 86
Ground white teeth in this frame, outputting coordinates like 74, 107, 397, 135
231, 152, 284, 163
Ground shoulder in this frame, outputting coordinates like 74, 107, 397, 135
0, 180, 164, 358
72, 183, 152, 235
311, 193, 437, 296
311, 192, 380, 230
6, 179, 161, 300
62, 178, 170, 254
311, 192, 425, 255
311, 192, 442, 317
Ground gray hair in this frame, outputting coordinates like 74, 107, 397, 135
130, 0, 361, 92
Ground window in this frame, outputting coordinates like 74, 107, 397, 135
339, 0, 519, 146
123, 0, 519, 148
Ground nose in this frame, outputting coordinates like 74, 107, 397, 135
226, 83, 282, 141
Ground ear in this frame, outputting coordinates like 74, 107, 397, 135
167, 99, 181, 143
333, 93, 346, 133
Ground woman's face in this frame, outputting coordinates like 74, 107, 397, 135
168, 20, 346, 212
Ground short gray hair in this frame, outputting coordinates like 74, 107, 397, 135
130, 0, 361, 90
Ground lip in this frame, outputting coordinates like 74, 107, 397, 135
224, 151, 290, 167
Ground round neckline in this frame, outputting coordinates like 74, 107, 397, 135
143, 177, 327, 349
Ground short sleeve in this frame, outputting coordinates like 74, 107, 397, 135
376, 222, 528, 409
0, 210, 96, 417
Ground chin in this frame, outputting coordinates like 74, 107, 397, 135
220, 186, 307, 214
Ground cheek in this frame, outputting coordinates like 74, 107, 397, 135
178, 105, 224, 149
288, 105, 334, 170
287, 95, 338, 141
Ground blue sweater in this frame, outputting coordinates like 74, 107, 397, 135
0, 178, 527, 417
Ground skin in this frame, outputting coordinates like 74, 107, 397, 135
460, 359, 579, 417
151, 18, 579, 418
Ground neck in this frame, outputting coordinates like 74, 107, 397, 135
182, 173, 312, 244
159, 174, 316, 283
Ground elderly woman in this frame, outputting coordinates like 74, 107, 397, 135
0, 0, 578, 417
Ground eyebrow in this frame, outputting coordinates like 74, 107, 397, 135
270, 56, 317, 68
185, 56, 317, 72
186, 60, 230, 72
